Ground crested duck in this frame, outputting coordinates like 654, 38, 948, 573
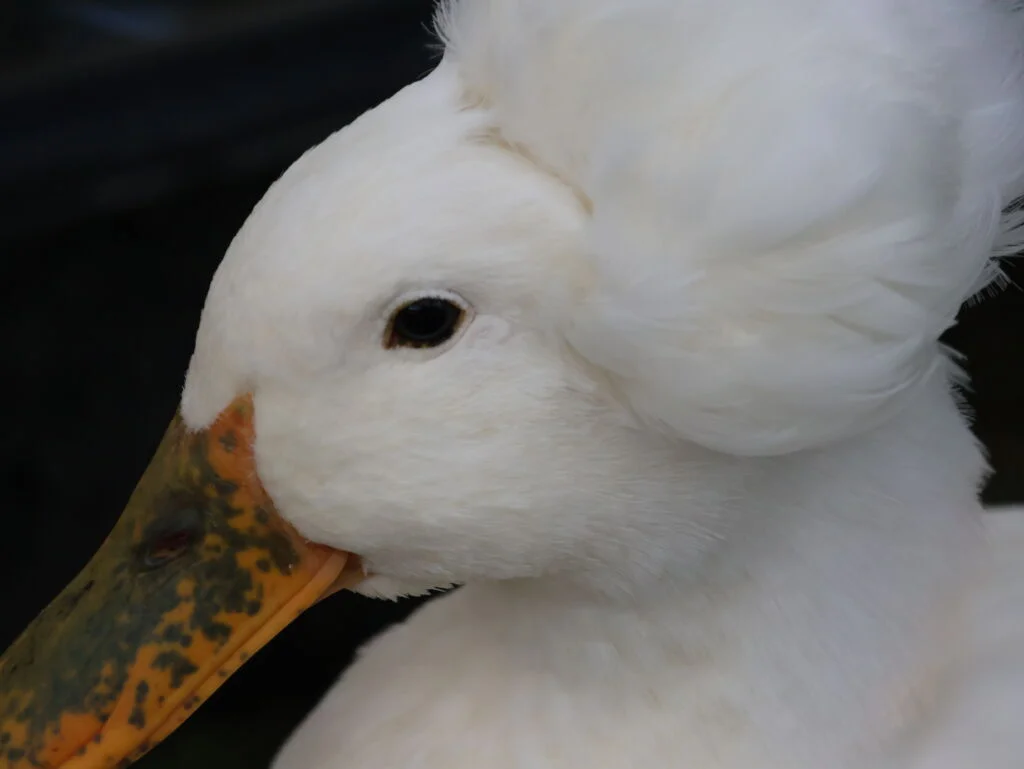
3, 1, 1024, 767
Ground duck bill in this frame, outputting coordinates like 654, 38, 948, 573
0, 395, 361, 769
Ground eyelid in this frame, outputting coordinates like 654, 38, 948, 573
382, 289, 473, 320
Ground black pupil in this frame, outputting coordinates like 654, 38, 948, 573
391, 298, 461, 347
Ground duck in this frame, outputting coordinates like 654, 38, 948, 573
3, 0, 1024, 767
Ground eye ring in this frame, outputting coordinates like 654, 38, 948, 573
384, 291, 471, 350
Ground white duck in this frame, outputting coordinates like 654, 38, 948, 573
2, 1, 1024, 768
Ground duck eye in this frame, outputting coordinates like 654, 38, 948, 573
385, 296, 466, 349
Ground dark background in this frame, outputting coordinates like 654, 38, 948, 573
1, 2, 1022, 767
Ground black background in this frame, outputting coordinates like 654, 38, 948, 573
2, 2, 1022, 767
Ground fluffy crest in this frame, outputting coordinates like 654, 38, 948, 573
439, 0, 1024, 455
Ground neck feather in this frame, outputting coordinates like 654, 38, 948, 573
464, 376, 986, 763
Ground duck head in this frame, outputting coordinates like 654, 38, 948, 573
0, 60, 733, 769
5, 0, 1023, 763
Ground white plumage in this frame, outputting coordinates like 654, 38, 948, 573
441, 0, 1024, 455
178, 0, 1024, 766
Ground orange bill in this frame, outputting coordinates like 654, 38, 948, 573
0, 396, 363, 769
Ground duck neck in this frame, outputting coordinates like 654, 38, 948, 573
476, 377, 987, 762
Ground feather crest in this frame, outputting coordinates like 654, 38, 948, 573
439, 0, 1024, 454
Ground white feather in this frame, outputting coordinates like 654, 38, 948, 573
171, 1, 1024, 766
439, 0, 1024, 454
